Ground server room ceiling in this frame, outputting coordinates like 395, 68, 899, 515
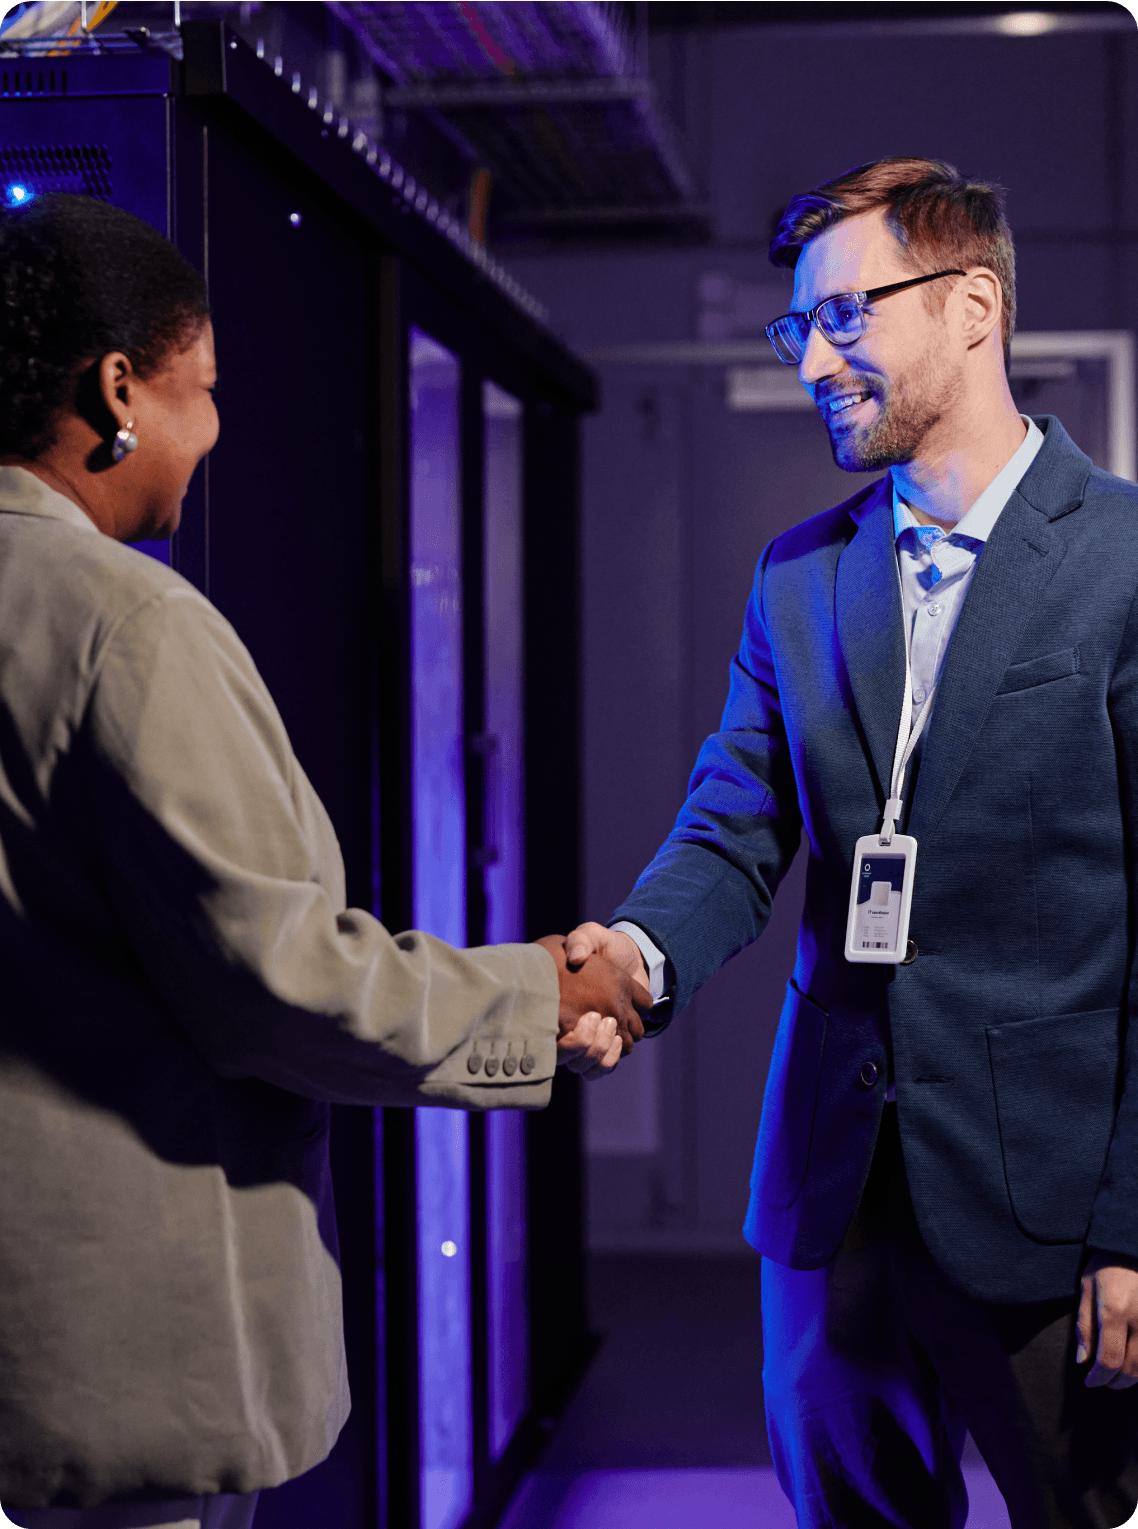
326, 0, 704, 235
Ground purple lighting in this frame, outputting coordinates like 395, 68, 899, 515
482, 380, 529, 1457
499, 1466, 1013, 1528
409, 327, 473, 1529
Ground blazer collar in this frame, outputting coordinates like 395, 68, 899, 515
907, 418, 1089, 836
907, 489, 1066, 838
0, 465, 98, 534
1013, 414, 1094, 521
834, 416, 1090, 834
835, 475, 904, 803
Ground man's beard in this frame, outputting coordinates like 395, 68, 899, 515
822, 345, 963, 473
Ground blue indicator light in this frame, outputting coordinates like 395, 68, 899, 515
6, 185, 31, 206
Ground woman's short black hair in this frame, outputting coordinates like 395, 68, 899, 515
0, 192, 210, 458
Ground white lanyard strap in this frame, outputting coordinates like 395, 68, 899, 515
880, 609, 936, 845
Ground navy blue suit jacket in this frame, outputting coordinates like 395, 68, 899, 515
611, 416, 1138, 1303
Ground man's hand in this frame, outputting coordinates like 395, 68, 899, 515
555, 1010, 625, 1080
1077, 1255, 1138, 1388
534, 934, 652, 1078
564, 921, 651, 991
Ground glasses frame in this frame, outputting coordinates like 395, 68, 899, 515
765, 269, 967, 365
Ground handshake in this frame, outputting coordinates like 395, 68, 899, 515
534, 924, 654, 1081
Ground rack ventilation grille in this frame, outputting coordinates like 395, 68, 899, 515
0, 144, 112, 202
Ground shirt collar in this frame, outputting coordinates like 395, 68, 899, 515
892, 415, 1045, 543
0, 464, 99, 534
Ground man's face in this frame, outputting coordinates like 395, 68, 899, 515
790, 210, 963, 473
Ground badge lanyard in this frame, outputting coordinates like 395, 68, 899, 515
844, 595, 933, 964
881, 634, 936, 846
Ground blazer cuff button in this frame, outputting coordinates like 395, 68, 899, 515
502, 1055, 518, 1076
467, 1053, 483, 1075
520, 1054, 536, 1075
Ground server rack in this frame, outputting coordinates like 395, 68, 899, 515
0, 24, 595, 1529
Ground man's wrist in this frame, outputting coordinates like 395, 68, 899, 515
610, 920, 668, 1002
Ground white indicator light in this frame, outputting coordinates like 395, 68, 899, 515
997, 11, 1058, 35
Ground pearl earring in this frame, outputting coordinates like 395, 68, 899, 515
111, 422, 138, 463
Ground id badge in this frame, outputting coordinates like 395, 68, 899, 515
844, 834, 917, 964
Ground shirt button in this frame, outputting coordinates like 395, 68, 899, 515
928, 602, 942, 617
913, 687, 926, 704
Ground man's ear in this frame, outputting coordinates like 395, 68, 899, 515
958, 267, 1002, 350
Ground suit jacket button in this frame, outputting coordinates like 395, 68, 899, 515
467, 1054, 483, 1074
484, 1056, 500, 1077
900, 940, 918, 965
520, 1054, 536, 1075
858, 1061, 878, 1089
502, 1056, 519, 1076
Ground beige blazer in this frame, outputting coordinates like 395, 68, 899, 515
0, 467, 558, 1510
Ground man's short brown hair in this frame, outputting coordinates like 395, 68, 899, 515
769, 156, 1017, 352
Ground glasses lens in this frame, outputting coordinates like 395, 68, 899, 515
817, 294, 864, 345
766, 316, 809, 365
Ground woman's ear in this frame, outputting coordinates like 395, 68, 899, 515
73, 353, 138, 474
97, 352, 137, 426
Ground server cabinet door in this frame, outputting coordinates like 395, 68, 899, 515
481, 381, 529, 1466
408, 327, 474, 1529
194, 121, 381, 1529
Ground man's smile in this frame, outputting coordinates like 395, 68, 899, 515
816, 385, 877, 423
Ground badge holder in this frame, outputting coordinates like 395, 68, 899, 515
845, 642, 933, 966
844, 830, 917, 964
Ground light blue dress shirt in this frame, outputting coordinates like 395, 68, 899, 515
894, 417, 1043, 727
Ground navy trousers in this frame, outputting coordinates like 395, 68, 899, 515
761, 1109, 1138, 1528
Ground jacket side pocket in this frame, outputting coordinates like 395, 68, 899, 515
987, 1007, 1119, 1244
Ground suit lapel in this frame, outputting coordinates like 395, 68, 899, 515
834, 478, 906, 804
907, 492, 1066, 839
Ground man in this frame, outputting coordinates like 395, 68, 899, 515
567, 158, 1138, 1526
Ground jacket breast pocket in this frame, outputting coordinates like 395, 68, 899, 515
995, 647, 1079, 696
987, 1007, 1120, 1244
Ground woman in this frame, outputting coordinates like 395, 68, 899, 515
0, 194, 647, 1529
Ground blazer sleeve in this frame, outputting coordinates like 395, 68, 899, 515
1088, 579, 1138, 1255
79, 584, 559, 1110
610, 541, 802, 1016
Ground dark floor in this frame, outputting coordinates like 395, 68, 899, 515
498, 1252, 1009, 1529
541, 1253, 769, 1471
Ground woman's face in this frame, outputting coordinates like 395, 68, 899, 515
121, 320, 219, 541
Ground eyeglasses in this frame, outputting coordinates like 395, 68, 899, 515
764, 269, 966, 365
